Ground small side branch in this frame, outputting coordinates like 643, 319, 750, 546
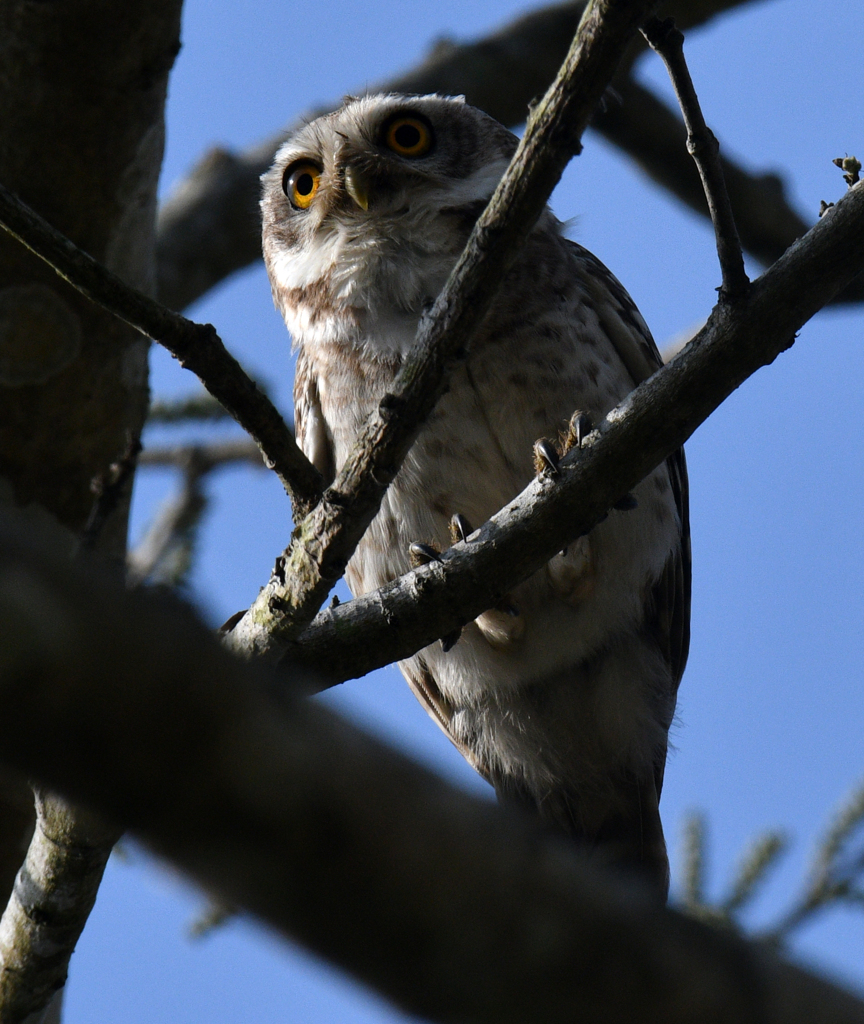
3, 528, 864, 1024
137, 438, 263, 472
0, 793, 119, 1024
0, 182, 323, 517
642, 17, 749, 301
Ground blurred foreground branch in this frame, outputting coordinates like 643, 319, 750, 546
3, 522, 864, 1024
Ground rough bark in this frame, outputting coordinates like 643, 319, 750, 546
0, 1, 183, 1018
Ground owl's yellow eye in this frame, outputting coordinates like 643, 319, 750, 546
382, 115, 434, 158
283, 161, 322, 210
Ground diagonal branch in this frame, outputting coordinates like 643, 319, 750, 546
0, 182, 323, 518
0, 793, 119, 1023
279, 176, 864, 683
224, 0, 662, 660
2, 522, 864, 1024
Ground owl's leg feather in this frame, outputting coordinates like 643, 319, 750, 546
475, 601, 525, 649
547, 536, 595, 604
448, 513, 525, 649
495, 768, 669, 897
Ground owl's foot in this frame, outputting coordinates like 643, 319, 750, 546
533, 438, 560, 477
408, 541, 462, 652
562, 410, 594, 452
449, 513, 524, 648
449, 512, 473, 544
408, 541, 442, 568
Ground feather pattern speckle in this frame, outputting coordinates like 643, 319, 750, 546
262, 94, 690, 895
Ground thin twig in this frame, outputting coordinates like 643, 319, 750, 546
763, 780, 864, 945
720, 831, 788, 917
138, 438, 263, 471
682, 813, 707, 910
226, 0, 662, 660
147, 393, 233, 424
641, 17, 749, 301
127, 451, 211, 588
0, 181, 323, 517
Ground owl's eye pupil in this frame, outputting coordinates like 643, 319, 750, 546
295, 173, 315, 197
383, 115, 433, 158
393, 123, 421, 150
283, 161, 322, 210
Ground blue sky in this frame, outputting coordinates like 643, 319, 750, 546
65, 1, 864, 1020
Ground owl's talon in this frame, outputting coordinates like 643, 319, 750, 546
409, 542, 442, 568
563, 410, 594, 452
533, 439, 560, 477
613, 492, 638, 512
449, 512, 474, 545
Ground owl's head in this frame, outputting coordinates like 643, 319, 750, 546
261, 94, 517, 323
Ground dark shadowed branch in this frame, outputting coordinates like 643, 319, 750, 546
225, 0, 663, 660
0, 182, 322, 517
3, 523, 864, 1024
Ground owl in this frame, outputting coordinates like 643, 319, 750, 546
261, 94, 690, 895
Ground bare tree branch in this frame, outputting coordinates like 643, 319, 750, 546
3, 523, 864, 1024
147, 392, 233, 424
129, 439, 266, 587
225, 0, 662, 660
137, 438, 263, 471
0, 794, 118, 1024
642, 16, 749, 300
79, 433, 142, 554
127, 452, 209, 588
156, 0, 829, 315
0, 182, 322, 518
275, 176, 864, 682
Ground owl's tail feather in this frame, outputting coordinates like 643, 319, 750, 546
494, 770, 670, 898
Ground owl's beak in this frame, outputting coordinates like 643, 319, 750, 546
344, 165, 370, 211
